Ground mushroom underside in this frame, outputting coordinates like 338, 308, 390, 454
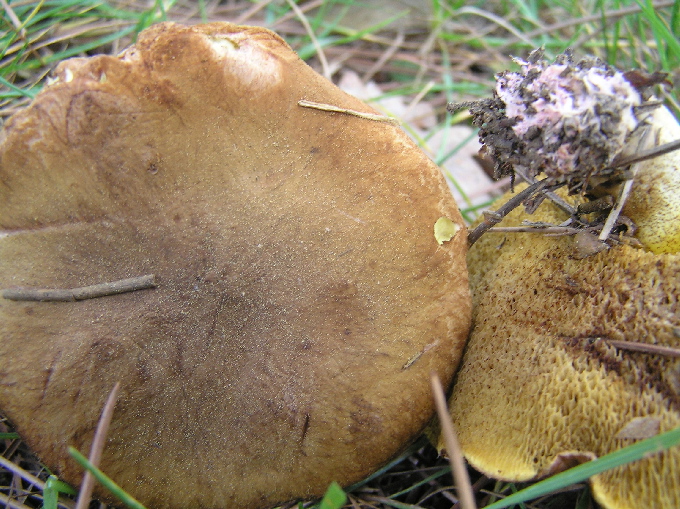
442, 186, 680, 509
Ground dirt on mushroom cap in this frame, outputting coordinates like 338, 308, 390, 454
441, 185, 680, 509
0, 22, 470, 509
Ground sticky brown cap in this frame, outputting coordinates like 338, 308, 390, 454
0, 22, 470, 509
442, 186, 680, 509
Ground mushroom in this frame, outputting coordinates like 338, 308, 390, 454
439, 186, 680, 508
441, 50, 680, 508
0, 22, 470, 509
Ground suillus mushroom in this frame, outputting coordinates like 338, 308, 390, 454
0, 22, 470, 509
440, 50, 680, 508
441, 190, 680, 508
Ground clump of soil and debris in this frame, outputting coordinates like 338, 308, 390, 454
450, 49, 665, 194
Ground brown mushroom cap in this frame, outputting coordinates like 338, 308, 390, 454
441, 186, 680, 509
0, 22, 470, 509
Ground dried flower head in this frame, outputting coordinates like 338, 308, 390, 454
455, 49, 662, 193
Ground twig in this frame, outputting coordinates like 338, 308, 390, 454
452, 475, 492, 509
0, 456, 77, 508
430, 373, 476, 509
1, 275, 156, 302
608, 340, 680, 358
363, 30, 405, 83
512, 166, 576, 216
0, 492, 32, 509
0, 455, 47, 491
68, 449, 147, 509
404, 80, 436, 121
234, 0, 272, 24
75, 383, 121, 509
467, 180, 547, 246
610, 138, 680, 168
298, 100, 400, 124
268, 0, 324, 29
599, 126, 652, 242
599, 177, 635, 242
452, 6, 537, 48
486, 226, 582, 235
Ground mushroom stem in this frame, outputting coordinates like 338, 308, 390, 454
453, 50, 680, 254
1, 275, 156, 301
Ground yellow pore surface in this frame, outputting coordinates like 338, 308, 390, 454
446, 187, 680, 509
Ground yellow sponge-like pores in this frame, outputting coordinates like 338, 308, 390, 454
442, 187, 680, 509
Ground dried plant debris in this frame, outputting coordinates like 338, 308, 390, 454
452, 49, 680, 254
450, 49, 661, 191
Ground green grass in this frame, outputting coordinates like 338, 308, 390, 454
1, 1, 679, 508
68, 448, 147, 509
0, 1, 171, 106
42, 476, 77, 509
483, 425, 680, 509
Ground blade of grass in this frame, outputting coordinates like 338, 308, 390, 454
435, 128, 479, 167
43, 475, 78, 509
483, 425, 680, 509
7, 0, 44, 34
388, 466, 452, 500
0, 75, 37, 98
67, 448, 147, 509
33, 24, 137, 67
296, 12, 408, 61
318, 481, 347, 509
574, 484, 592, 509
634, 0, 680, 67
284, 0, 330, 79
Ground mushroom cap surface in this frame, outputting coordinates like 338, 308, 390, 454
0, 22, 470, 509
441, 186, 679, 508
